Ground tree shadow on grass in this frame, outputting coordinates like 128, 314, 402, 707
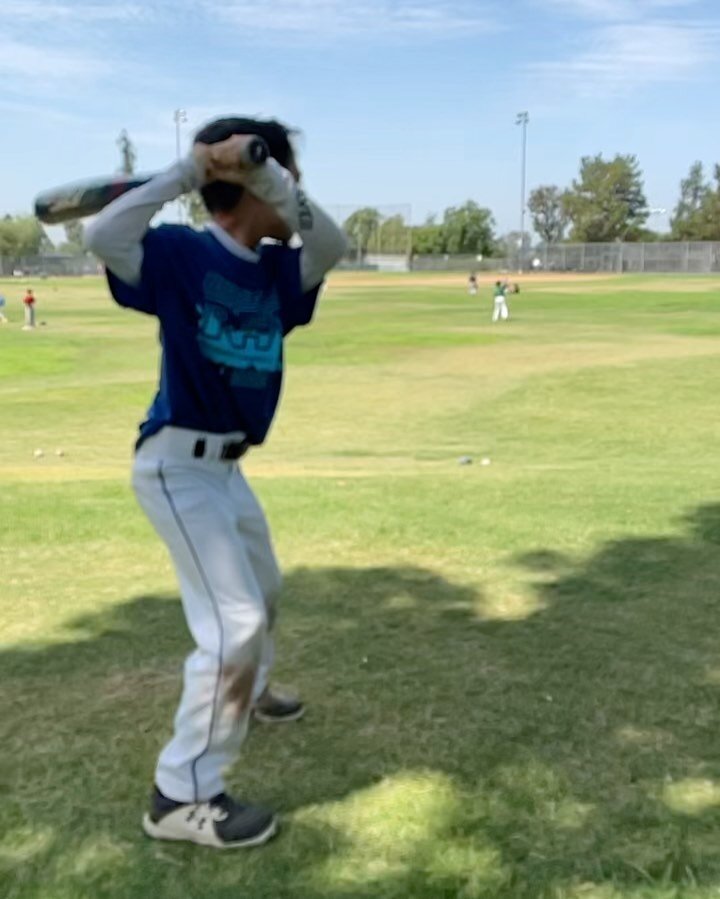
4, 506, 720, 897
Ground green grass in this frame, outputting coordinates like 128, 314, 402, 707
3, 271, 720, 898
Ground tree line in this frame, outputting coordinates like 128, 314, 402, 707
528, 156, 720, 245
344, 155, 720, 256
3, 133, 720, 263
0, 130, 137, 262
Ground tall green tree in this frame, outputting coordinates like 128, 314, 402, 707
410, 214, 445, 255
528, 185, 567, 244
343, 208, 381, 256
442, 201, 495, 255
679, 165, 720, 240
117, 129, 137, 175
187, 192, 210, 226
671, 162, 711, 239
39, 228, 54, 253
411, 223, 445, 255
62, 219, 85, 252
0, 215, 47, 260
377, 214, 409, 254
563, 154, 648, 242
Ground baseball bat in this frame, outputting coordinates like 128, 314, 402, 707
34, 136, 270, 224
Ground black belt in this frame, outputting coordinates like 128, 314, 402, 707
193, 437, 252, 461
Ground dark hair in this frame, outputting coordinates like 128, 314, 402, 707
194, 116, 296, 214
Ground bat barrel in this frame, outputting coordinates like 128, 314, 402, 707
34, 176, 152, 224
34, 135, 270, 224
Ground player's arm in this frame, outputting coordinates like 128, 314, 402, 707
297, 193, 348, 291
84, 158, 201, 286
247, 160, 347, 289
192, 135, 347, 288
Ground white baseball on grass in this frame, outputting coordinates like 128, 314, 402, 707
481, 457, 491, 466
33, 449, 44, 458
56, 449, 65, 457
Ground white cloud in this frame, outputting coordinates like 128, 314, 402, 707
0, 1, 141, 98
0, 0, 144, 24
0, 98, 89, 125
202, 0, 497, 37
529, 21, 720, 95
0, 37, 106, 81
539, 0, 702, 20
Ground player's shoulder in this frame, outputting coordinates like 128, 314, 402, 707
144, 224, 211, 260
150, 223, 204, 244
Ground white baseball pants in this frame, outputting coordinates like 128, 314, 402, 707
132, 427, 282, 803
493, 298, 509, 322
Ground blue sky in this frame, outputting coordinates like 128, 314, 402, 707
2, 0, 720, 236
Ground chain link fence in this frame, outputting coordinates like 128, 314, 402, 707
0, 253, 99, 277
6, 242, 720, 277
533, 242, 720, 274
416, 243, 720, 274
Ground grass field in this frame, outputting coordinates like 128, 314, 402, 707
3, 270, 720, 899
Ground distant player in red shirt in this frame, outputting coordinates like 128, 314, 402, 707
23, 289, 36, 329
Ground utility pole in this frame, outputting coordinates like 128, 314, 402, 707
173, 108, 188, 222
516, 111, 529, 272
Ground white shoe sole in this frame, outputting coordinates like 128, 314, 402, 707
142, 813, 278, 849
253, 706, 305, 724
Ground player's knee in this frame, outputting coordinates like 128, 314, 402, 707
224, 607, 267, 659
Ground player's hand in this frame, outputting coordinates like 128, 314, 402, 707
193, 135, 263, 186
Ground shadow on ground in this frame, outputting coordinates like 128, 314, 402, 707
3, 506, 720, 897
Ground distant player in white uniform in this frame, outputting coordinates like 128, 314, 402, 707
492, 280, 509, 322
85, 116, 346, 849
0, 293, 7, 323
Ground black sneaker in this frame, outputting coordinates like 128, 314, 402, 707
142, 788, 277, 849
253, 688, 305, 724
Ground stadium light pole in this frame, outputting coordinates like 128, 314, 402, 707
516, 111, 529, 272
174, 108, 188, 222
174, 108, 187, 161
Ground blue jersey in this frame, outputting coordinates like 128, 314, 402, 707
106, 225, 320, 447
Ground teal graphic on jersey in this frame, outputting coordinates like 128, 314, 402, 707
197, 271, 282, 388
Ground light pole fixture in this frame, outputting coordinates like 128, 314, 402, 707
173, 109, 188, 222
173, 108, 188, 161
516, 111, 529, 272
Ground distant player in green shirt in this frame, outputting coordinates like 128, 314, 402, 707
492, 281, 509, 322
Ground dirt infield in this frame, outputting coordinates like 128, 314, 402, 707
327, 271, 720, 291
